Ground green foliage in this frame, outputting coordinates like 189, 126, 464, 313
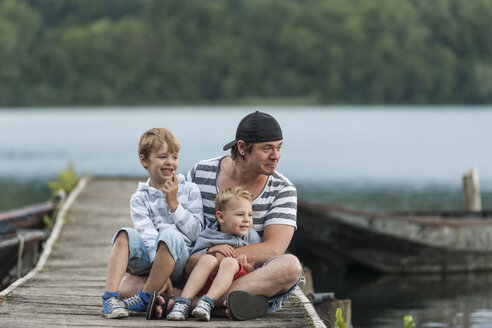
0, 178, 50, 212
47, 164, 78, 197
0, 0, 40, 106
404, 315, 415, 328
3, 0, 492, 105
335, 307, 346, 328
43, 214, 54, 230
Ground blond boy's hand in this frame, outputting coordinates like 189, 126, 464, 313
237, 254, 255, 273
208, 244, 236, 257
161, 172, 179, 212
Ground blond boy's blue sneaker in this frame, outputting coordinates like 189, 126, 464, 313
101, 291, 129, 319
122, 290, 151, 313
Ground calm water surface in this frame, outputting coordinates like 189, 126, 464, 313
1, 106, 491, 185
1, 106, 492, 327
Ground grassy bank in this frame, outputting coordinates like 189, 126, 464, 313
0, 178, 51, 212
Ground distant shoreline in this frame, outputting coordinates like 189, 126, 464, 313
2, 103, 492, 111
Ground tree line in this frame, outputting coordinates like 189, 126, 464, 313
1, 0, 492, 106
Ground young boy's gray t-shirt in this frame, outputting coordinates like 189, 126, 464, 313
191, 227, 262, 255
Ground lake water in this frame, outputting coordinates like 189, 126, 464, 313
1, 106, 492, 327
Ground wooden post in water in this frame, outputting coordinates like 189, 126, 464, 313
463, 168, 482, 212
301, 267, 351, 328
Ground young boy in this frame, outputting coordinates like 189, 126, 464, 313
166, 186, 261, 321
101, 128, 204, 319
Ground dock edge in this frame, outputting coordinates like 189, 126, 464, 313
0, 176, 89, 299
294, 287, 327, 327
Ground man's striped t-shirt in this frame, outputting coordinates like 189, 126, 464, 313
186, 156, 297, 237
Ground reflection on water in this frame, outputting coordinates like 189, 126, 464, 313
312, 270, 492, 328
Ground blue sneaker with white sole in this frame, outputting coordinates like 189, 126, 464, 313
122, 290, 151, 313
101, 291, 129, 319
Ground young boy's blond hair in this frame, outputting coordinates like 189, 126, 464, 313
215, 186, 253, 212
138, 128, 180, 160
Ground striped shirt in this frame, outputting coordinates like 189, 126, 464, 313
130, 174, 204, 262
186, 156, 297, 237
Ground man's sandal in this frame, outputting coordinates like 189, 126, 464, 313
226, 291, 269, 320
146, 291, 170, 320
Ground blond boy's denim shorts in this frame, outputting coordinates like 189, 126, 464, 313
112, 228, 189, 284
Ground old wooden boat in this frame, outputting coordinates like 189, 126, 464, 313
292, 200, 492, 273
0, 202, 54, 235
0, 202, 55, 286
0, 229, 48, 283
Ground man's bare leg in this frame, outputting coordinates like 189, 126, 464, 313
153, 254, 301, 319
221, 254, 302, 310
118, 274, 147, 299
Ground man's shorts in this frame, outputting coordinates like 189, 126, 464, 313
263, 256, 301, 314
112, 227, 190, 284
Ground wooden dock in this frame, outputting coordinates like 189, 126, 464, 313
0, 178, 325, 327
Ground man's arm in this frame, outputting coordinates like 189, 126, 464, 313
184, 225, 293, 275
234, 224, 295, 264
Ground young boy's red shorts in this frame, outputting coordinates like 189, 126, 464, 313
197, 264, 247, 297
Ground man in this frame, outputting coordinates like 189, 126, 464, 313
180, 111, 302, 320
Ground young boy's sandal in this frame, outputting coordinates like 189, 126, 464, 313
146, 291, 170, 320
226, 291, 269, 320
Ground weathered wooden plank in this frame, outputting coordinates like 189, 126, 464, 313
0, 178, 324, 328
0, 315, 312, 328
0, 301, 314, 327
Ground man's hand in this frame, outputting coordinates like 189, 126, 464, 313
161, 172, 179, 212
158, 278, 174, 298
209, 244, 236, 257
237, 254, 255, 273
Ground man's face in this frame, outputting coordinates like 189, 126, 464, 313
245, 140, 282, 175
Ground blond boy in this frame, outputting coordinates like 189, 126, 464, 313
101, 128, 203, 319
166, 186, 261, 321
